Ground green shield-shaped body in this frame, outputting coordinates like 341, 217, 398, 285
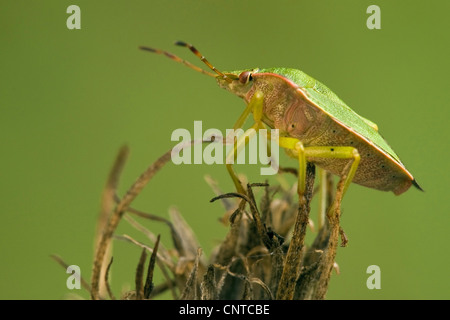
218, 67, 420, 195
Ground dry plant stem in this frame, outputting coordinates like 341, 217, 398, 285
201, 265, 218, 300
276, 163, 316, 300
144, 234, 160, 299
104, 257, 116, 300
50, 255, 91, 293
294, 172, 334, 300
225, 256, 274, 300
113, 234, 174, 269
310, 176, 345, 300
246, 183, 276, 250
180, 248, 202, 300
152, 259, 177, 299
90, 148, 172, 299
83, 140, 348, 300
296, 166, 347, 299
339, 227, 349, 247
169, 206, 205, 264
122, 213, 173, 266
95, 145, 129, 296
115, 233, 177, 299
115, 194, 173, 227
95, 145, 129, 247
239, 253, 275, 300
91, 140, 211, 300
212, 199, 247, 268
135, 249, 147, 300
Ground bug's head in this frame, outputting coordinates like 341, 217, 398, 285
216, 69, 258, 98
140, 41, 256, 98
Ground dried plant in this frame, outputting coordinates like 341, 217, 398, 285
53, 143, 349, 300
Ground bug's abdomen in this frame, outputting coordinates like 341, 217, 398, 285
250, 75, 330, 143
306, 119, 413, 194
249, 73, 413, 194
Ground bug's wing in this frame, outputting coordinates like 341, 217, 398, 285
357, 115, 378, 131
261, 67, 404, 167
303, 81, 404, 165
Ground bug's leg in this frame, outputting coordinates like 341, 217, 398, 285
276, 140, 360, 214
231, 101, 253, 131
223, 96, 254, 194
225, 124, 258, 194
225, 91, 265, 194
277, 137, 308, 202
304, 146, 360, 217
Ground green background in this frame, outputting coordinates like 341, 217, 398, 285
1, 0, 449, 300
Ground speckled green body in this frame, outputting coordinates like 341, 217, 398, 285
218, 67, 420, 195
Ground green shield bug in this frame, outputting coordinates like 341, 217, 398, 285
140, 41, 423, 213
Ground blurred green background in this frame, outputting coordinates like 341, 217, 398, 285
1, 0, 449, 300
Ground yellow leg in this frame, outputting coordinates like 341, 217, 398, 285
225, 89, 360, 216
225, 124, 258, 194
226, 91, 265, 194
277, 137, 360, 214
305, 146, 360, 202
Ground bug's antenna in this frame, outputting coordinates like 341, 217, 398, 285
174, 41, 232, 83
139, 46, 217, 79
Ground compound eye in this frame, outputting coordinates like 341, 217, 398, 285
238, 71, 253, 84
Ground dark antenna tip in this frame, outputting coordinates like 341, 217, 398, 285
139, 46, 156, 52
174, 40, 187, 47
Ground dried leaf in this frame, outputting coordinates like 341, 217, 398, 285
200, 265, 217, 300
180, 248, 202, 300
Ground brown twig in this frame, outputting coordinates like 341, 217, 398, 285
95, 145, 129, 249
144, 234, 161, 299
246, 183, 279, 251
311, 173, 346, 300
104, 257, 115, 300
82, 139, 352, 301
123, 214, 172, 265
276, 162, 316, 300
115, 232, 177, 299
200, 265, 218, 300
95, 145, 129, 296
91, 138, 214, 299
113, 234, 174, 269
50, 254, 91, 293
135, 249, 147, 300
179, 248, 202, 300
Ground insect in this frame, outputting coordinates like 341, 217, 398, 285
140, 41, 422, 213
